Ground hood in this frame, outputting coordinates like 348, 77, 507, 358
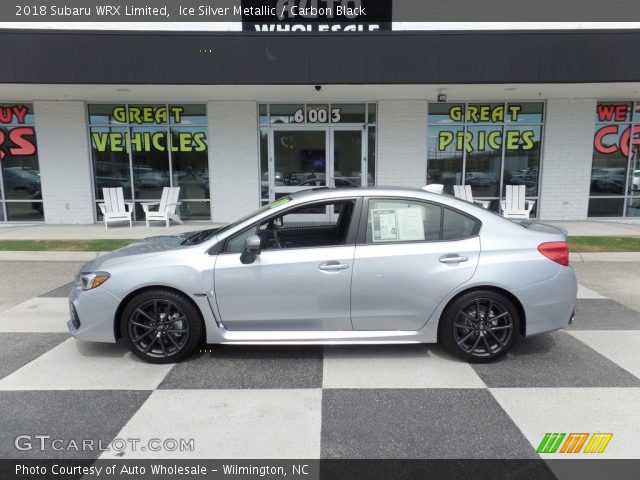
81, 232, 193, 271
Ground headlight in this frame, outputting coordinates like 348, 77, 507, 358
79, 272, 110, 290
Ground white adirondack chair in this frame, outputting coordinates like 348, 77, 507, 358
453, 185, 490, 209
141, 187, 183, 228
98, 187, 134, 229
422, 183, 444, 194
500, 185, 535, 220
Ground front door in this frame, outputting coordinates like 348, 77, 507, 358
214, 198, 359, 331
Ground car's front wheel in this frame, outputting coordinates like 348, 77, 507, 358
120, 289, 203, 364
440, 290, 521, 363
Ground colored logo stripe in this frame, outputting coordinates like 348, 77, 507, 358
536, 433, 565, 453
583, 433, 613, 454
537, 433, 613, 454
560, 433, 589, 454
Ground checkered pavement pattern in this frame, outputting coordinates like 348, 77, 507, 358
1, 282, 639, 460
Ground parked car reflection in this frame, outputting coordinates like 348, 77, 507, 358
3, 167, 41, 194
591, 167, 626, 194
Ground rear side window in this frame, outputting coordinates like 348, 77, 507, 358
366, 199, 441, 243
442, 208, 478, 240
364, 199, 479, 244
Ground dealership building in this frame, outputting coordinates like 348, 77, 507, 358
1, 25, 640, 224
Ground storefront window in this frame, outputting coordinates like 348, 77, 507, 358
88, 104, 209, 220
427, 102, 544, 216
0, 103, 43, 222
589, 101, 640, 217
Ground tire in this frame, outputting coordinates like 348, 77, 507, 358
120, 289, 204, 364
440, 290, 521, 363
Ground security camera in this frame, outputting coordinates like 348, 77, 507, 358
314, 85, 322, 92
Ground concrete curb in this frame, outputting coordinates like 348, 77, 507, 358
0, 251, 106, 262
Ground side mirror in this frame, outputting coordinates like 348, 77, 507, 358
240, 234, 261, 264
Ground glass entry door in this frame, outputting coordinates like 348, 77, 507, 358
270, 128, 328, 200
268, 127, 366, 199
331, 127, 366, 188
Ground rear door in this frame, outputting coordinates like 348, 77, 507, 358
350, 198, 481, 331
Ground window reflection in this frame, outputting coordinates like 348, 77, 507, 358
427, 125, 463, 194
589, 101, 640, 217
0, 103, 42, 222
427, 102, 543, 217
89, 104, 209, 221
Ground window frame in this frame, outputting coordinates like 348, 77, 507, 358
219, 196, 363, 254
357, 196, 481, 246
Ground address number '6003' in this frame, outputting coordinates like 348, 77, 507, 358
293, 107, 341, 123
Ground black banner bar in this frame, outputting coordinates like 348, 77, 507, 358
2, 459, 640, 480
2, 0, 640, 23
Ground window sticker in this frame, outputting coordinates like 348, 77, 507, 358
371, 207, 426, 242
396, 208, 425, 241
371, 208, 398, 242
269, 197, 290, 209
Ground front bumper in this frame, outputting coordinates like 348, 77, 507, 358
67, 284, 120, 343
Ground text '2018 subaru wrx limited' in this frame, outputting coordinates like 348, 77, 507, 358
69, 187, 577, 363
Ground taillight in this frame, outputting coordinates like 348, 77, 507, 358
538, 241, 569, 266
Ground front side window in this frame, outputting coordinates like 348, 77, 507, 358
224, 199, 357, 253
365, 198, 479, 244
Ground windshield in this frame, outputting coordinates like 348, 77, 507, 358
180, 197, 291, 246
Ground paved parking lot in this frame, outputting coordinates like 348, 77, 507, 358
0, 260, 639, 460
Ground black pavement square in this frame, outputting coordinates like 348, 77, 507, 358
568, 299, 640, 330
472, 331, 640, 388
159, 345, 323, 389
0, 332, 69, 381
321, 389, 537, 459
0, 391, 150, 459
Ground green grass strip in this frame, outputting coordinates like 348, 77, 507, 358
0, 239, 134, 251
567, 236, 640, 253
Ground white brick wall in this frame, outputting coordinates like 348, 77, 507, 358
538, 99, 596, 220
377, 100, 428, 187
208, 101, 260, 223
34, 101, 94, 224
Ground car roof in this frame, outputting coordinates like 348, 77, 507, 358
290, 185, 429, 199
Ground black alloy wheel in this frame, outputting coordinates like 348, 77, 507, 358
441, 290, 520, 363
121, 289, 203, 363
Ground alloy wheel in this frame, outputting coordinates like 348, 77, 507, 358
127, 298, 190, 358
452, 297, 514, 358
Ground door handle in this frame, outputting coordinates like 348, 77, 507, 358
319, 262, 349, 271
439, 254, 469, 264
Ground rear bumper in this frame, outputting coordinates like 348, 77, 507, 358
512, 266, 578, 336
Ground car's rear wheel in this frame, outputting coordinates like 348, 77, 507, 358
120, 289, 203, 364
440, 290, 520, 363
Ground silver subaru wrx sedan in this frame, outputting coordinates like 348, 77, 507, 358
68, 187, 577, 364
